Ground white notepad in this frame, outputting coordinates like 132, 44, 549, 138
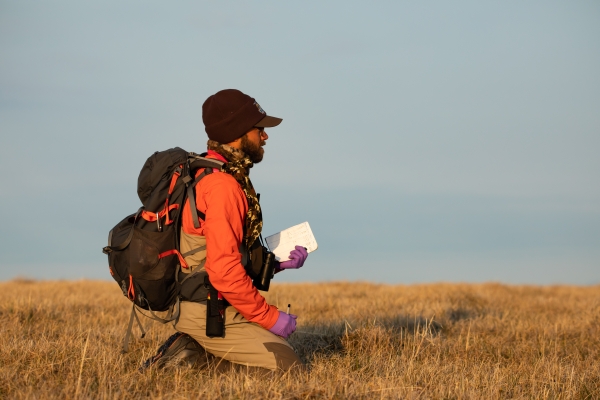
265, 222, 318, 262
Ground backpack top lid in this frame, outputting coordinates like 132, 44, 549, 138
137, 147, 188, 206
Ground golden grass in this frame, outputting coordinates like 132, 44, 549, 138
1, 279, 599, 399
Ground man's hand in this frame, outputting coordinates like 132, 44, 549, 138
278, 246, 308, 270
268, 311, 297, 338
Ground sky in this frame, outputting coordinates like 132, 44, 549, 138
1, 1, 599, 284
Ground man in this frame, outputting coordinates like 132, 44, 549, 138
149, 89, 308, 372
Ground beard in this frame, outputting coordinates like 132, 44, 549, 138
240, 135, 265, 164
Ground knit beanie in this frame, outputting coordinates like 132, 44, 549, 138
202, 89, 282, 143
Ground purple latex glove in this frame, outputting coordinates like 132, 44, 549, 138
278, 245, 308, 270
268, 311, 297, 338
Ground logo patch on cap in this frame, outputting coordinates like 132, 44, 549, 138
254, 102, 265, 114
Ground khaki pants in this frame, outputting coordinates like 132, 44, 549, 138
174, 301, 303, 371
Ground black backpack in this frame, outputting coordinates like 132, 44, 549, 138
102, 147, 223, 351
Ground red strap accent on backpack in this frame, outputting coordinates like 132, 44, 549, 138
140, 166, 183, 226
141, 204, 179, 222
158, 249, 189, 269
163, 199, 172, 225
128, 275, 135, 301
164, 167, 182, 225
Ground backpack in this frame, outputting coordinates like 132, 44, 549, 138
102, 147, 223, 351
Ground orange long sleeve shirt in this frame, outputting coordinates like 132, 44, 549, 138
180, 151, 279, 330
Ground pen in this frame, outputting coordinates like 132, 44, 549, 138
287, 304, 291, 315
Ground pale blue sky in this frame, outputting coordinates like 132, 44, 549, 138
1, 1, 599, 284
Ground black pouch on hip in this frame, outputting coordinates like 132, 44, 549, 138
204, 275, 225, 338
243, 236, 276, 292
253, 248, 276, 291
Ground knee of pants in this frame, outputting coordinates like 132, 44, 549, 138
263, 342, 304, 371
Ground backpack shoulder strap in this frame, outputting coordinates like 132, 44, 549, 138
189, 157, 224, 173
186, 156, 224, 229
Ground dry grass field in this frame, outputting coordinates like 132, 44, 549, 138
0, 279, 599, 399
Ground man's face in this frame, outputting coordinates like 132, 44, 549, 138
240, 127, 268, 163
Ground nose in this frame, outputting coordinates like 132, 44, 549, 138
261, 130, 269, 140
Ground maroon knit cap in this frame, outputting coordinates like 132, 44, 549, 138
202, 89, 282, 143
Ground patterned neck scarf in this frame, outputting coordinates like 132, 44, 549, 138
207, 140, 262, 248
